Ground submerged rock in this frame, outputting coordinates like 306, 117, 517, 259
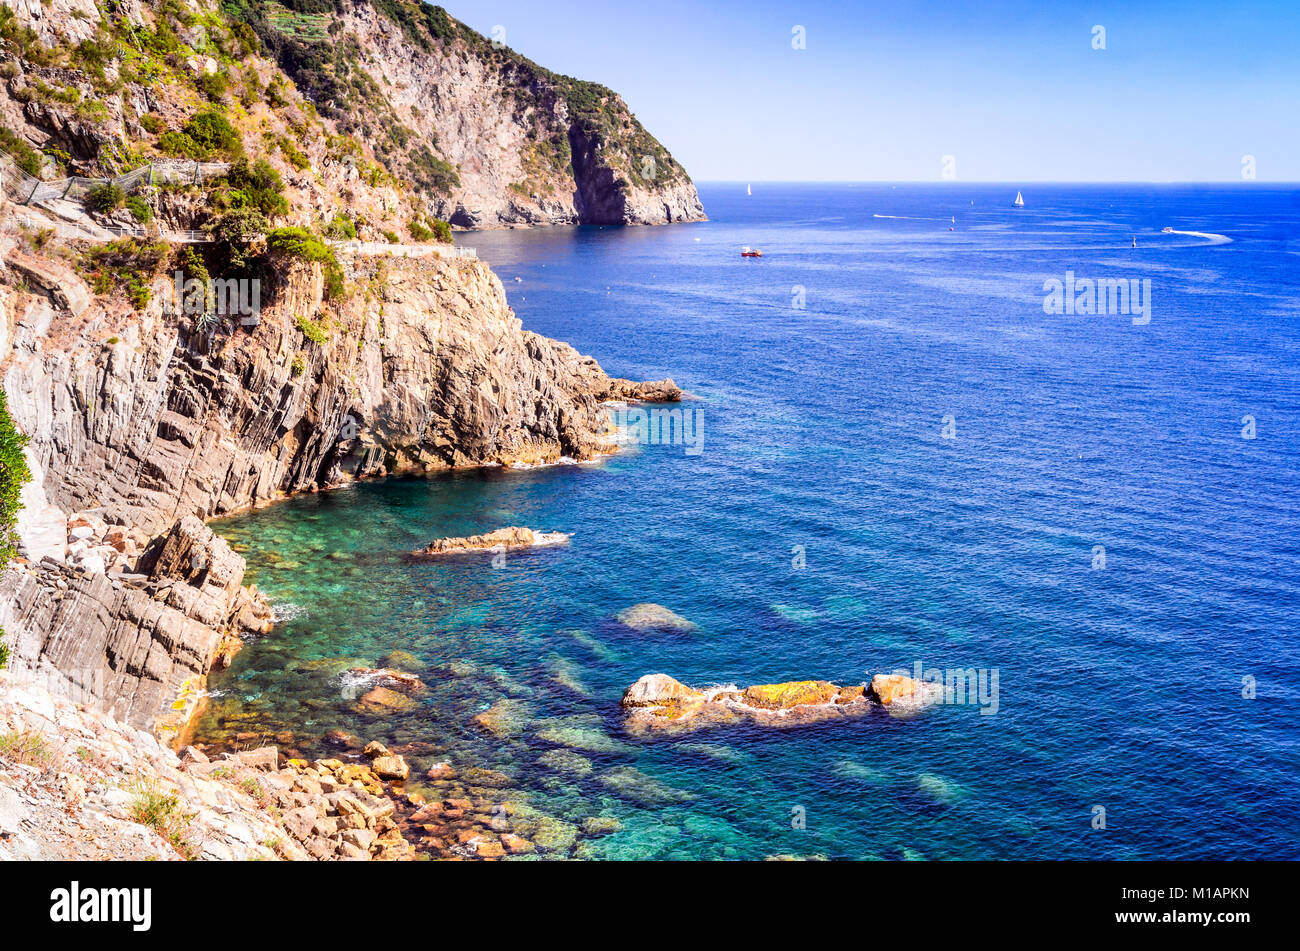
410, 527, 571, 558
377, 650, 422, 673
616, 603, 698, 632
598, 766, 696, 806
580, 816, 622, 837
537, 749, 595, 778
472, 699, 533, 739
355, 686, 416, 715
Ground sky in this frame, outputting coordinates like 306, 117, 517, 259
446, 0, 1299, 182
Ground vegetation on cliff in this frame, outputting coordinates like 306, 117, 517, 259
221, 0, 689, 208
0, 388, 32, 573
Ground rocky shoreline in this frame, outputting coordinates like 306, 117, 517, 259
0, 245, 683, 739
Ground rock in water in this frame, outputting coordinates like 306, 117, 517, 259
411, 526, 571, 558
868, 674, 941, 709
741, 681, 839, 709
619, 673, 937, 734
616, 603, 698, 632
620, 674, 704, 708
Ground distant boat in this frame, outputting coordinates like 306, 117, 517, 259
747, 184, 752, 196
741, 246, 762, 257
1013, 191, 1024, 208
1132, 236, 1137, 248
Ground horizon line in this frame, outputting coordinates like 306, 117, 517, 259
694, 180, 1300, 186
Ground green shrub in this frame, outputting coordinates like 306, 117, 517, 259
196, 69, 229, 103
224, 157, 288, 217
323, 213, 356, 240
381, 229, 399, 244
279, 137, 309, 170
294, 312, 328, 345
429, 218, 452, 243
125, 194, 153, 223
0, 388, 32, 570
78, 238, 169, 310
85, 182, 126, 214
290, 353, 305, 377
407, 218, 452, 243
267, 226, 344, 299
0, 125, 42, 177
159, 110, 244, 161
208, 207, 268, 271
139, 113, 167, 135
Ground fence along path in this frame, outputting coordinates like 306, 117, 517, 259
3, 151, 475, 256
2, 153, 230, 206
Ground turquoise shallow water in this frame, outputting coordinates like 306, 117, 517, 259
200, 184, 1300, 859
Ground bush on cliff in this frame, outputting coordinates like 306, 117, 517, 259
78, 238, 170, 310
221, 157, 289, 218
266, 226, 345, 300
209, 207, 269, 272
159, 110, 244, 162
85, 182, 126, 214
408, 218, 452, 244
0, 125, 43, 177
0, 387, 33, 570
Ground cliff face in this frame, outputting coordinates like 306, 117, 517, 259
0, 244, 675, 729
241, 0, 706, 228
0, 0, 688, 738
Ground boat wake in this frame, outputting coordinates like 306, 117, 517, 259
1160, 228, 1233, 245
873, 214, 949, 221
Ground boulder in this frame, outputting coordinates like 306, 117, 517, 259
620, 673, 703, 707
869, 674, 927, 705
355, 687, 416, 714
371, 755, 410, 781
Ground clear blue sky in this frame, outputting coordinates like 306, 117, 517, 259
446, 0, 1299, 182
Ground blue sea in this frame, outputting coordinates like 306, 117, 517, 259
201, 184, 1300, 859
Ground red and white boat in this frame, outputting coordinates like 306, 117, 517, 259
740, 246, 763, 257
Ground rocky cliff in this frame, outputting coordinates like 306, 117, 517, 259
234, 0, 706, 227
0, 236, 677, 730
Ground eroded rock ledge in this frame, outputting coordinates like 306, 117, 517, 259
620, 673, 941, 734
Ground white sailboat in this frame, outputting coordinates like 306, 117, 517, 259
747, 183, 752, 196
1013, 190, 1024, 208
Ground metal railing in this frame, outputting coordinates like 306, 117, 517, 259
1, 150, 231, 206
